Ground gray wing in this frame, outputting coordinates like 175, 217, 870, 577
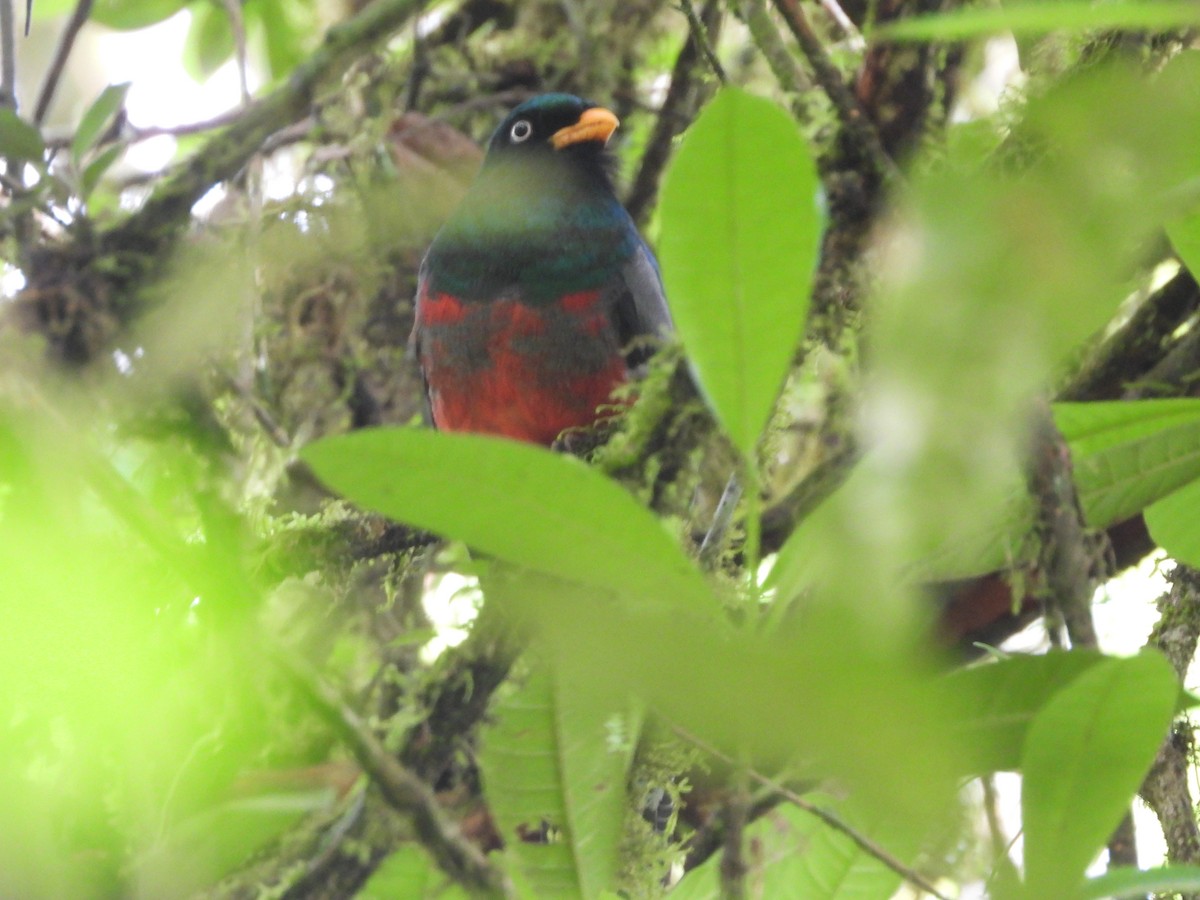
613, 239, 673, 368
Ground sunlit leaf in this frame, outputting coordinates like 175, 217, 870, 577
183, 1, 236, 81
301, 428, 720, 613
877, 0, 1200, 41
1080, 865, 1200, 900
945, 651, 1109, 774
658, 87, 821, 458
71, 83, 130, 165
1145, 477, 1200, 567
0, 109, 45, 162
1167, 212, 1200, 280
359, 846, 470, 900
478, 661, 637, 898
1022, 653, 1176, 897
92, 0, 190, 30
1055, 399, 1200, 528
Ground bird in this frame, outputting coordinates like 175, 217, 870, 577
410, 93, 672, 446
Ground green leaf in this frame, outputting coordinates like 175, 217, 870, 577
1146, 476, 1200, 566
183, 1, 236, 81
256, 0, 315, 79
1080, 865, 1200, 900
1167, 213, 1200, 280
79, 143, 125, 201
946, 651, 1108, 774
1055, 399, 1200, 528
71, 83, 130, 166
92, 0, 190, 30
671, 802, 905, 900
876, 0, 1200, 41
1022, 653, 1177, 897
657, 87, 822, 458
478, 663, 637, 899
358, 846, 470, 900
300, 429, 719, 613
0, 109, 45, 162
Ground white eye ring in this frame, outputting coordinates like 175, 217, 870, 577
510, 119, 533, 143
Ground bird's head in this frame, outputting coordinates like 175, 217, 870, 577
481, 93, 620, 191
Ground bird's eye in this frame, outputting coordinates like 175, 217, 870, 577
509, 119, 533, 143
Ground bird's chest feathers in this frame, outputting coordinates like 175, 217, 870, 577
417, 288, 628, 444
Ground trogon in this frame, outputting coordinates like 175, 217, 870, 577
410, 93, 672, 446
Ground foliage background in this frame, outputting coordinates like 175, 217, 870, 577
5, 1, 1200, 898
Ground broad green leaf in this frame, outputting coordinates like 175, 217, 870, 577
1055, 399, 1200, 528
1146, 477, 1200, 567
71, 83, 130, 165
945, 652, 1108, 774
1080, 865, 1200, 899
1167, 212, 1200, 280
1022, 653, 1177, 897
877, 1, 1200, 41
657, 87, 821, 458
0, 109, 45, 162
358, 846, 470, 900
301, 428, 719, 613
92, 0, 190, 30
531, 590, 963, 835
478, 663, 637, 899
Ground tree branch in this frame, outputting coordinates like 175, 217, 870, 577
772, 0, 897, 185
32, 0, 94, 126
98, 0, 424, 279
276, 648, 515, 898
626, 0, 722, 224
1140, 566, 1200, 875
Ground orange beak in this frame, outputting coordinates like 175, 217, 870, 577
550, 106, 620, 150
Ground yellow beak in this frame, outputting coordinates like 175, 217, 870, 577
550, 106, 620, 150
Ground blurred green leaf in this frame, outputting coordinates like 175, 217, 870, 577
71, 83, 129, 165
946, 651, 1108, 774
1145, 476, 1200, 567
877, 0, 1200, 41
1022, 653, 1176, 897
0, 109, 45, 162
183, 0, 236, 81
671, 801, 907, 899
478, 662, 637, 898
1167, 212, 1200, 279
1080, 865, 1200, 900
301, 429, 720, 613
92, 0, 190, 30
658, 87, 821, 458
255, 0, 316, 79
80, 142, 126, 200
359, 846, 471, 900
1055, 399, 1200, 528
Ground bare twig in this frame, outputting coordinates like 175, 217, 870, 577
671, 724, 951, 900
679, 0, 727, 83
33, 0, 94, 126
772, 0, 898, 184
276, 649, 515, 898
819, 0, 865, 47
